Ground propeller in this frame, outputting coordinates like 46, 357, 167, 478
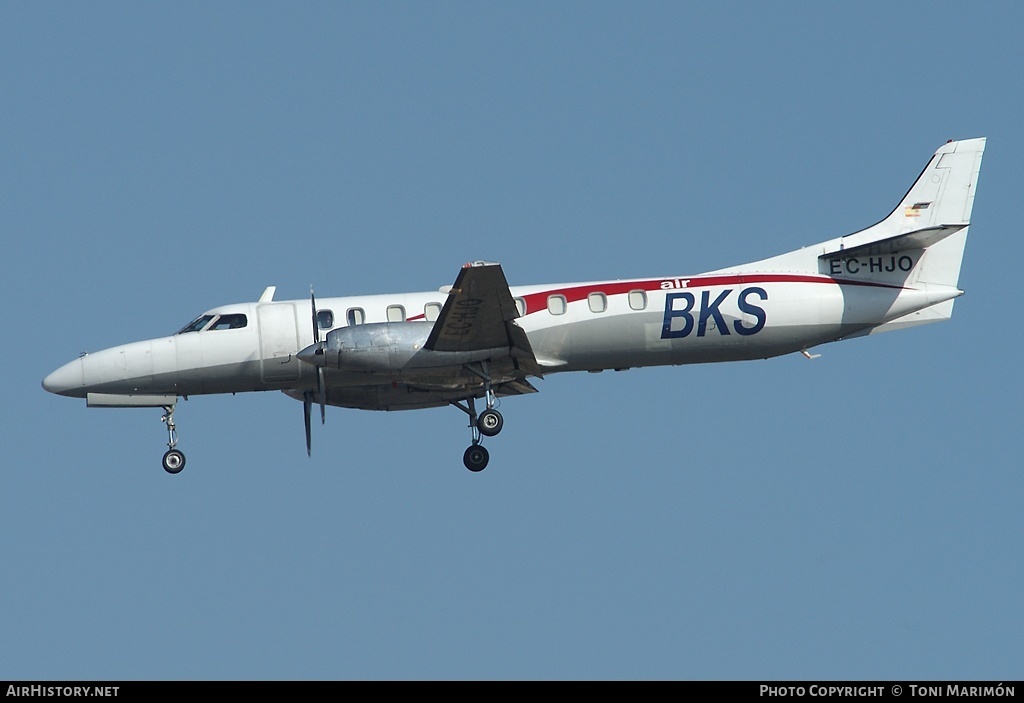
304, 286, 327, 456
311, 286, 326, 424
303, 390, 313, 457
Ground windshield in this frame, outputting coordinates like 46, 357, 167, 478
209, 313, 247, 330
176, 314, 215, 334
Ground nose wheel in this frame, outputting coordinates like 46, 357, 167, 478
162, 448, 186, 474
160, 405, 186, 474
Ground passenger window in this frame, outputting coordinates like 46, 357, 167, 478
514, 297, 526, 316
547, 295, 567, 315
424, 302, 442, 322
347, 308, 365, 325
387, 305, 406, 322
588, 292, 607, 313
208, 314, 248, 331
628, 290, 647, 311
317, 310, 334, 330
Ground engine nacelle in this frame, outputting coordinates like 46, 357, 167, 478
321, 322, 432, 373
311, 321, 510, 374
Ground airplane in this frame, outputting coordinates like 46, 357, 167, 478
43, 137, 986, 474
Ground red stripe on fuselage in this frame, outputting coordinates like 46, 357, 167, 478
517, 274, 903, 317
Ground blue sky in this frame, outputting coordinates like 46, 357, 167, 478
3, 2, 1021, 680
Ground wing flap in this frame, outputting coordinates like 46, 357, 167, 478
495, 378, 540, 397
507, 319, 543, 376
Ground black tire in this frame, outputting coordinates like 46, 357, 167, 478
162, 449, 186, 474
463, 445, 489, 472
477, 409, 503, 437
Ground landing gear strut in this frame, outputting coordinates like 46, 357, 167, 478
452, 362, 504, 472
160, 405, 186, 474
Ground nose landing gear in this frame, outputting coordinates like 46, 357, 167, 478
160, 405, 186, 474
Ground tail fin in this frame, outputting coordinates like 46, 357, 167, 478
828, 137, 986, 333
833, 137, 985, 286
862, 137, 985, 240
721, 138, 986, 333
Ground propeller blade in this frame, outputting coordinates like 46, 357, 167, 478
318, 367, 326, 425
310, 286, 320, 345
303, 391, 312, 457
309, 286, 327, 430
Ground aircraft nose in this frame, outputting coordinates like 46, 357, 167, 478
42, 357, 85, 397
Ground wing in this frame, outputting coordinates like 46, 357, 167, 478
425, 261, 542, 376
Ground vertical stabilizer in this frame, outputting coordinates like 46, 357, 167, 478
711, 138, 985, 295
840, 137, 985, 334
844, 137, 985, 252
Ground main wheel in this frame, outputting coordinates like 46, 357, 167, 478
477, 409, 503, 437
463, 444, 489, 472
162, 449, 186, 474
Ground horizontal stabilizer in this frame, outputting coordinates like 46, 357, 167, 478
820, 224, 966, 260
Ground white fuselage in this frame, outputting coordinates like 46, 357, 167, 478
42, 270, 959, 410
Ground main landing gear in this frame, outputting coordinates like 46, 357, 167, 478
453, 396, 503, 472
160, 405, 186, 474
451, 364, 504, 472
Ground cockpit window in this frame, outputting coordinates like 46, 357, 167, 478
176, 314, 215, 334
209, 314, 248, 331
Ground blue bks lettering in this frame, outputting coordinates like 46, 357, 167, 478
828, 255, 914, 276
661, 287, 767, 339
